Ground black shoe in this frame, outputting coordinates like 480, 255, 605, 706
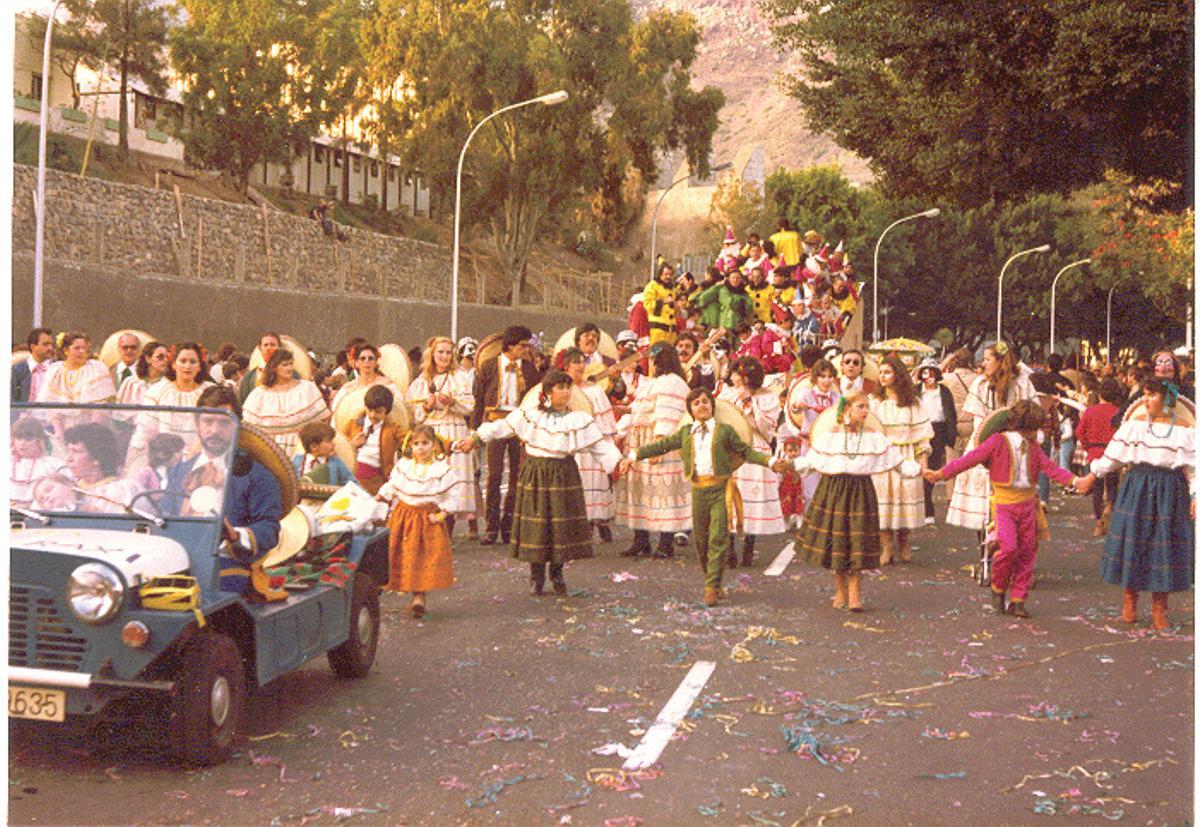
500, 533, 511, 545
597, 523, 613, 543
481, 534, 498, 546
621, 544, 648, 558
991, 590, 1006, 614
653, 537, 675, 559
726, 552, 739, 569
1007, 601, 1030, 619
530, 563, 546, 596
741, 537, 756, 567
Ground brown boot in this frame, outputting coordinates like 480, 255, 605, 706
898, 529, 912, 563
832, 572, 848, 609
703, 587, 719, 607
1120, 589, 1138, 623
846, 572, 863, 612
1100, 504, 1113, 534
878, 533, 893, 566
1151, 592, 1170, 630
1092, 518, 1106, 537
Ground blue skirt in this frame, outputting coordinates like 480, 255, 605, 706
1101, 464, 1194, 592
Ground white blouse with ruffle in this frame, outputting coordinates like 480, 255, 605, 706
477, 408, 622, 473
378, 457, 460, 509
802, 429, 904, 476
1091, 419, 1195, 493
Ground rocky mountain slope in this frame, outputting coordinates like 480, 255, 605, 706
635, 0, 872, 184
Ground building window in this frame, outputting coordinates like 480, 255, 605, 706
314, 145, 325, 163
387, 166, 396, 181
370, 161, 378, 178
334, 150, 342, 167
30, 73, 43, 99
144, 96, 157, 120
404, 173, 413, 186
352, 156, 361, 173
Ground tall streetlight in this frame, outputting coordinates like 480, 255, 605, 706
872, 207, 939, 343
1049, 257, 1091, 355
649, 161, 731, 281
450, 90, 569, 341
1106, 279, 1126, 363
996, 243, 1051, 342
34, 0, 67, 328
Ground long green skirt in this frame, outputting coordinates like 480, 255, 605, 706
510, 456, 593, 564
797, 473, 881, 572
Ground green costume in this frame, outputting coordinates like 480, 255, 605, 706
637, 420, 770, 590
697, 282, 752, 331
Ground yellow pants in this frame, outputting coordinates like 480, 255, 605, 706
649, 328, 676, 346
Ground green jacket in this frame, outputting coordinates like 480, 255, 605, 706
637, 421, 770, 481
697, 283, 752, 330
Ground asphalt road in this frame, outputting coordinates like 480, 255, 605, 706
9, 490, 1194, 826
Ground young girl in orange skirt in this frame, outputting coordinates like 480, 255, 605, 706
376, 425, 458, 618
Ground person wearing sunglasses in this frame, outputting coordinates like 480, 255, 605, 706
838, 349, 877, 396
330, 343, 395, 414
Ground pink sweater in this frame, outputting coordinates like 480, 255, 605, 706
940, 432, 1074, 488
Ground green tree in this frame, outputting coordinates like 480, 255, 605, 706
307, 0, 369, 205
760, 0, 1192, 207
171, 0, 320, 191
706, 177, 765, 242
361, 0, 723, 301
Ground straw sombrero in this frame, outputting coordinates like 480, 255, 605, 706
238, 421, 299, 513
99, 329, 154, 368
1124, 395, 1196, 426
554, 328, 618, 362
810, 403, 884, 441
378, 343, 413, 390
680, 399, 754, 446
332, 384, 412, 432
785, 374, 814, 430
475, 333, 504, 374
520, 383, 594, 415
248, 335, 314, 380
261, 507, 311, 568
831, 352, 880, 384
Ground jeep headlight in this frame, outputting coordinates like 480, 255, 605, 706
67, 563, 124, 624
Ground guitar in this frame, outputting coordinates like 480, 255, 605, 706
684, 328, 727, 373
582, 349, 647, 386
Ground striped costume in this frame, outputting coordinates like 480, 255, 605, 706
718, 385, 786, 536
577, 382, 618, 522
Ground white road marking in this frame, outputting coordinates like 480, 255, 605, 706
764, 542, 795, 577
622, 660, 716, 771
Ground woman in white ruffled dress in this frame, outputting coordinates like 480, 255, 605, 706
36, 332, 116, 405
408, 336, 476, 525
243, 349, 330, 455
116, 341, 169, 406
946, 342, 1035, 534
330, 344, 396, 414
719, 356, 785, 567
870, 356, 933, 564
129, 342, 215, 461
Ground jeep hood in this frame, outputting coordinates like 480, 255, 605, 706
13, 529, 190, 584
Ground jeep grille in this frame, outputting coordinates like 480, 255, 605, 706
9, 585, 89, 671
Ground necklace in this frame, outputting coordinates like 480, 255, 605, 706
844, 427, 864, 458
1147, 412, 1176, 438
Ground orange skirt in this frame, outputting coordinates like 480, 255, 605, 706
385, 501, 454, 593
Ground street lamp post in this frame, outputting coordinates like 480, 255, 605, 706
34, 0, 67, 328
1106, 281, 1125, 363
649, 161, 731, 281
996, 244, 1051, 342
872, 207, 939, 343
1049, 257, 1091, 355
450, 90, 569, 342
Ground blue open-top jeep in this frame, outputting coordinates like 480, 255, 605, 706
9, 402, 391, 764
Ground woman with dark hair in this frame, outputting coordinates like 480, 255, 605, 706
243, 348, 329, 454
718, 356, 785, 566
916, 358, 957, 524
1077, 377, 1195, 629
35, 331, 115, 403
332, 343, 395, 413
1077, 377, 1124, 536
616, 343, 693, 558
561, 347, 619, 542
462, 369, 622, 596
131, 342, 215, 460
870, 356, 933, 564
64, 421, 139, 513
116, 341, 169, 406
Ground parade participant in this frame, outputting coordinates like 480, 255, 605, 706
790, 297, 821, 346
461, 369, 622, 596
719, 356, 786, 567
929, 400, 1080, 618
623, 387, 773, 606
744, 266, 775, 324
644, 262, 679, 346
561, 347, 619, 542
11, 417, 57, 508
12, 327, 56, 402
35, 332, 115, 404
331, 344, 396, 412
116, 341, 169, 406
243, 349, 330, 455
130, 342, 214, 458
769, 218, 802, 268
777, 436, 805, 530
697, 267, 725, 329
675, 271, 701, 324
677, 331, 721, 392
742, 241, 774, 281
408, 336, 476, 524
237, 331, 282, 404
612, 330, 642, 416
838, 349, 877, 396
64, 422, 140, 513
342, 384, 403, 495
616, 344, 692, 559
716, 227, 741, 273
794, 359, 842, 503
132, 433, 185, 492
770, 267, 798, 308
377, 425, 458, 618
945, 341, 1036, 532
208, 342, 237, 384
697, 268, 752, 335
871, 357, 933, 564
574, 322, 613, 370
1076, 378, 1123, 536
111, 332, 142, 393
471, 325, 541, 545
829, 273, 858, 326
220, 355, 250, 392
782, 393, 909, 613
1076, 378, 1195, 629
456, 337, 478, 382
917, 358, 957, 525
331, 337, 368, 381
1113, 349, 1193, 425
292, 421, 354, 486
940, 347, 980, 484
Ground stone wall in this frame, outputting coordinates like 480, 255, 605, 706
11, 165, 628, 353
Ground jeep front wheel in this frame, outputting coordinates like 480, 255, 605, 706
327, 573, 380, 678
168, 631, 245, 766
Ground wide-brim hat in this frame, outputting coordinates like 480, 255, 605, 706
333, 384, 412, 432
377, 343, 413, 389
554, 327, 619, 362
681, 399, 753, 446
248, 335, 314, 380
261, 507, 311, 568
785, 374, 814, 429
100, 329, 155, 368
803, 230, 823, 245
1124, 394, 1196, 426
520, 384, 594, 415
811, 404, 884, 440
238, 421, 300, 513
475, 333, 505, 373
915, 357, 942, 380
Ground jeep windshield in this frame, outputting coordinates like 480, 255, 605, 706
11, 403, 237, 522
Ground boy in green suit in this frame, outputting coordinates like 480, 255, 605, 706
619, 387, 773, 607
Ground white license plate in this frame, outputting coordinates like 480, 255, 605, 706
8, 686, 66, 722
